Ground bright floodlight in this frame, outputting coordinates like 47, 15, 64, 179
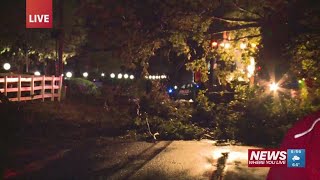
130, 75, 134, 79
3, 63, 11, 70
124, 74, 129, 79
110, 73, 115, 78
224, 43, 231, 49
66, 72, 73, 78
240, 43, 247, 49
101, 73, 105, 77
34, 71, 41, 76
247, 57, 255, 78
83, 72, 88, 78
118, 73, 123, 79
270, 82, 279, 92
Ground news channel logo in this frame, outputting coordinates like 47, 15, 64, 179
248, 149, 306, 168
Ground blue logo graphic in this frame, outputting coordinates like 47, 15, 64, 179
287, 149, 305, 168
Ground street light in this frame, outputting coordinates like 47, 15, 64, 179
34, 71, 41, 76
117, 73, 123, 79
3, 63, 11, 71
101, 73, 105, 77
66, 72, 73, 78
130, 75, 134, 79
124, 74, 129, 79
270, 82, 279, 92
110, 73, 115, 78
211, 41, 218, 47
83, 72, 88, 78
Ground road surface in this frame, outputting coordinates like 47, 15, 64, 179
6, 138, 269, 180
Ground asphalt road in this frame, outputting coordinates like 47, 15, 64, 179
6, 138, 269, 180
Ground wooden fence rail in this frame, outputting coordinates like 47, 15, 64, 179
0, 74, 63, 102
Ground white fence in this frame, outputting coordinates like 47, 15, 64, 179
0, 74, 63, 102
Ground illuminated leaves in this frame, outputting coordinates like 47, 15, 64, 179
186, 58, 209, 82
169, 33, 190, 55
289, 33, 320, 81
196, 90, 215, 111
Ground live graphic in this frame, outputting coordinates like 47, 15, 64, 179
26, 0, 52, 28
248, 149, 305, 168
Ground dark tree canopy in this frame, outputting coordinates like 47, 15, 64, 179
0, 0, 319, 85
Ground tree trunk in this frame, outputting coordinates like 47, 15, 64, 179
259, 16, 290, 81
56, 0, 64, 76
208, 59, 216, 90
25, 50, 29, 73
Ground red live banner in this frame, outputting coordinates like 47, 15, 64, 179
26, 0, 53, 28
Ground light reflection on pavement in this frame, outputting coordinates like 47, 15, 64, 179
8, 139, 269, 180
130, 141, 269, 180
